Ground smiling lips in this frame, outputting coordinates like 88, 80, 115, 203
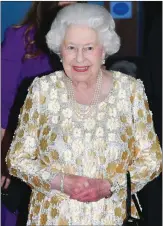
73, 66, 89, 72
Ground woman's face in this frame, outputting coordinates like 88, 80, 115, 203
61, 24, 104, 83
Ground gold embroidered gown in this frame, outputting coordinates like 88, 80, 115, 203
7, 71, 162, 226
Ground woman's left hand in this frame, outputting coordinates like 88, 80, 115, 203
70, 178, 112, 202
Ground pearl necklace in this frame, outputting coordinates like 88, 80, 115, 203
65, 70, 103, 120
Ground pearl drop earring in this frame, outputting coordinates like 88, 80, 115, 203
102, 59, 105, 65
60, 59, 62, 63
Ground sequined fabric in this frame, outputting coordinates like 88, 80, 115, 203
7, 71, 162, 226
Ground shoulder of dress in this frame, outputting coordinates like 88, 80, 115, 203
113, 71, 145, 90
111, 71, 147, 101
113, 71, 136, 82
27, 71, 65, 95
4, 25, 28, 38
31, 70, 63, 84
113, 71, 135, 90
2, 25, 30, 60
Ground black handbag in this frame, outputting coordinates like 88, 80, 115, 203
123, 171, 145, 226
1, 177, 31, 213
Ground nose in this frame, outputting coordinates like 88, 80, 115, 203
76, 48, 84, 63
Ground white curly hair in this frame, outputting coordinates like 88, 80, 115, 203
46, 3, 120, 58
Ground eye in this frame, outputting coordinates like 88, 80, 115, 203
84, 46, 94, 51
87, 46, 93, 50
67, 46, 75, 50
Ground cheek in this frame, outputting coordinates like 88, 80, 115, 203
92, 48, 103, 62
62, 50, 69, 61
62, 52, 72, 68
62, 52, 74, 65
61, 53, 73, 73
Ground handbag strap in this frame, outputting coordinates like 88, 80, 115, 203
126, 171, 143, 219
126, 171, 131, 217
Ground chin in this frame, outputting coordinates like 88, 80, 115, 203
73, 76, 88, 82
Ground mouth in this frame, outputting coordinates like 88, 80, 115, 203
72, 66, 89, 72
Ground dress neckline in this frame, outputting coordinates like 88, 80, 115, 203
62, 70, 117, 107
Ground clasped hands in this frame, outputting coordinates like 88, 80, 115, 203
63, 174, 112, 203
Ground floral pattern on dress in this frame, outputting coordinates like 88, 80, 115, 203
7, 71, 162, 226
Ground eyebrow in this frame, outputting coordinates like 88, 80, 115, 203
65, 42, 96, 46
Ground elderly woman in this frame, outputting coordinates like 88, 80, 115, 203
6, 3, 162, 226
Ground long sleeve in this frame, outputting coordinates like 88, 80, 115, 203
6, 77, 60, 196
109, 79, 162, 194
1, 26, 25, 129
